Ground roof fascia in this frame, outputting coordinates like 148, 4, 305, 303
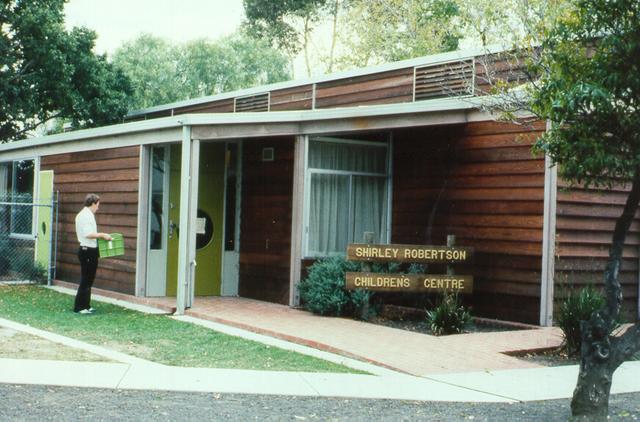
0, 96, 498, 156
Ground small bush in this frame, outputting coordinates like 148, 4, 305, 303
426, 291, 471, 336
298, 256, 373, 319
557, 285, 605, 355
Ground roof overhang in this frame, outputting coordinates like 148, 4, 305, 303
0, 96, 502, 160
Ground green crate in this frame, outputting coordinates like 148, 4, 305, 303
98, 233, 124, 258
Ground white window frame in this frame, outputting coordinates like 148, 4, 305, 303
302, 135, 392, 258
1, 156, 39, 240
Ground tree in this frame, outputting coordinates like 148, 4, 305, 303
454, 0, 572, 48
177, 32, 291, 98
243, 0, 463, 75
112, 31, 291, 111
526, 0, 640, 418
337, 0, 461, 68
111, 34, 181, 112
0, 0, 131, 142
243, 0, 334, 76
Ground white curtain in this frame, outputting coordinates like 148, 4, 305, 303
351, 176, 388, 244
308, 140, 388, 255
309, 141, 386, 173
309, 174, 349, 255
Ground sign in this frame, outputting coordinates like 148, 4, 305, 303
346, 243, 473, 264
195, 217, 207, 235
345, 272, 473, 293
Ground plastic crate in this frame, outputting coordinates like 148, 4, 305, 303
98, 233, 124, 258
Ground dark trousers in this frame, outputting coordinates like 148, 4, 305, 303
74, 246, 99, 312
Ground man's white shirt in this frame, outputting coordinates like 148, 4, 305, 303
75, 207, 97, 248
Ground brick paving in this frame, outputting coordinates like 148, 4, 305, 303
53, 281, 564, 377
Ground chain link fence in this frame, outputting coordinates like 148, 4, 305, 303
0, 193, 58, 285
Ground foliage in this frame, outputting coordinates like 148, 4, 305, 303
112, 31, 291, 110
530, 0, 640, 188
337, 0, 461, 68
0, 0, 132, 141
298, 256, 373, 318
243, 0, 328, 56
454, 0, 572, 48
557, 285, 606, 356
522, 0, 640, 417
426, 291, 471, 336
111, 34, 181, 112
0, 285, 361, 373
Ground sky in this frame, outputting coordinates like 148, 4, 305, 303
64, 0, 246, 55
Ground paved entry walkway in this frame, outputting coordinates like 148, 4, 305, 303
53, 281, 562, 377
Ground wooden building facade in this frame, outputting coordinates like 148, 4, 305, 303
1, 47, 638, 325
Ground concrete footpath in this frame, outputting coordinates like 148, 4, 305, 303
1, 290, 640, 403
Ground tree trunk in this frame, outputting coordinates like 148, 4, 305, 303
303, 18, 312, 78
571, 169, 640, 419
570, 316, 617, 420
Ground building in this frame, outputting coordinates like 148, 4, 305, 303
1, 46, 637, 325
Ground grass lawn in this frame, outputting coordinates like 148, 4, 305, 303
0, 285, 364, 373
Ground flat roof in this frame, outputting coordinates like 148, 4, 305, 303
127, 44, 507, 118
1, 96, 494, 155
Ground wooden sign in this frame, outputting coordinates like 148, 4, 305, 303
347, 243, 473, 264
345, 272, 473, 293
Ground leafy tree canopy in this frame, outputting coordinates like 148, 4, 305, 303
338, 0, 461, 68
525, 0, 640, 417
530, 0, 640, 188
0, 0, 132, 141
112, 31, 291, 111
243, 0, 328, 56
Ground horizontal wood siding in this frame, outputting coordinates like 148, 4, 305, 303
239, 137, 294, 304
174, 98, 235, 114
392, 121, 547, 323
41, 146, 140, 295
474, 52, 530, 95
555, 182, 640, 321
315, 68, 414, 109
270, 85, 313, 111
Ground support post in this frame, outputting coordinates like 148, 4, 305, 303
135, 145, 150, 297
540, 121, 558, 327
176, 126, 192, 315
447, 235, 456, 276
187, 139, 200, 308
289, 135, 307, 307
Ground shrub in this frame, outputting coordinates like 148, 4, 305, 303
557, 285, 605, 356
426, 291, 471, 336
298, 256, 373, 319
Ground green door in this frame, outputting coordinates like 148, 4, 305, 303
34, 170, 53, 273
166, 143, 225, 296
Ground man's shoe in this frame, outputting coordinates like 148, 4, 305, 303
88, 308, 95, 313
77, 309, 92, 315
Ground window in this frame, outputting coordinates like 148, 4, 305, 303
149, 147, 166, 250
305, 137, 390, 256
0, 159, 36, 237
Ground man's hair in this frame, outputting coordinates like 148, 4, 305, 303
84, 193, 100, 207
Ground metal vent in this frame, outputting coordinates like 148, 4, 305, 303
234, 93, 270, 112
414, 59, 474, 101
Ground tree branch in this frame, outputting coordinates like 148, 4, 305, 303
604, 168, 640, 324
612, 323, 640, 365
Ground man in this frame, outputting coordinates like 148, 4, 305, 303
74, 193, 112, 314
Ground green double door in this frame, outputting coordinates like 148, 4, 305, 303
166, 143, 225, 296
